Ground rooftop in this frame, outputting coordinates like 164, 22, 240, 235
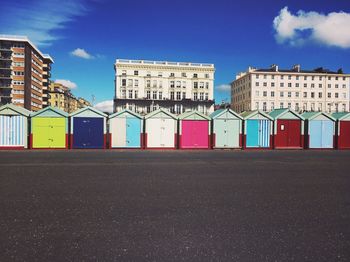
115, 59, 214, 68
0, 34, 54, 63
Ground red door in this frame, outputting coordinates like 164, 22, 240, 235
339, 121, 350, 148
276, 120, 301, 148
181, 120, 209, 148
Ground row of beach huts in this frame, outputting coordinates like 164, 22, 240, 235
0, 103, 350, 150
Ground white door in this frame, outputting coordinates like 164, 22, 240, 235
160, 118, 175, 147
111, 118, 126, 147
147, 118, 161, 147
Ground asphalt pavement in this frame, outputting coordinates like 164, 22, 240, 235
0, 150, 349, 261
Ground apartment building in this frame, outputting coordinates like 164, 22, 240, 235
114, 59, 215, 115
0, 35, 53, 111
231, 65, 350, 113
48, 82, 91, 113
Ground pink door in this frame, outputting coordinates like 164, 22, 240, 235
181, 120, 209, 148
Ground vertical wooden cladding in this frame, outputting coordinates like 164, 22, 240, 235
241, 110, 273, 149
0, 104, 30, 149
210, 109, 243, 149
332, 112, 350, 149
269, 109, 304, 149
302, 112, 336, 149
30, 106, 68, 149
109, 109, 143, 149
144, 108, 177, 149
70, 107, 107, 149
178, 111, 211, 149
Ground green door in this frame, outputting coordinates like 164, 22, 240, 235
32, 118, 66, 148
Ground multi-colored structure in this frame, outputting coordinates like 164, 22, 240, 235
269, 108, 304, 149
332, 112, 350, 149
210, 109, 243, 149
0, 104, 30, 149
241, 110, 273, 149
302, 112, 335, 149
108, 109, 143, 149
70, 107, 107, 149
144, 108, 177, 149
178, 111, 211, 149
30, 106, 68, 149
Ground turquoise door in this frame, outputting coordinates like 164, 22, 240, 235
126, 117, 141, 148
321, 121, 333, 148
246, 120, 259, 147
309, 121, 322, 148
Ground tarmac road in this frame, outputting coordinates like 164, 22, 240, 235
0, 150, 349, 261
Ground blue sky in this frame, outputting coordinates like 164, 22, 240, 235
1, 0, 350, 111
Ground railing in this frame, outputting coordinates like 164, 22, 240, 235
116, 59, 214, 68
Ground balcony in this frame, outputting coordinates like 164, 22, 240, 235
0, 73, 11, 79
0, 46, 12, 51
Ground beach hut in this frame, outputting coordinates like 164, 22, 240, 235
210, 109, 243, 149
178, 111, 211, 149
144, 108, 177, 149
269, 108, 305, 149
0, 104, 30, 149
302, 112, 335, 149
108, 109, 143, 149
241, 110, 273, 149
30, 106, 68, 149
332, 112, 350, 149
70, 106, 107, 149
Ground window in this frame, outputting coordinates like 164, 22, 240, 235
288, 92, 291, 97
319, 84, 322, 88
288, 83, 292, 87
193, 82, 198, 88
304, 76, 307, 80
146, 80, 151, 88
158, 91, 162, 100
122, 90, 126, 98
303, 103, 307, 111
199, 82, 204, 89
256, 82, 259, 87
288, 75, 291, 80
128, 79, 133, 87
335, 76, 339, 80
122, 70, 126, 76
146, 71, 151, 77
205, 82, 209, 89
159, 80, 163, 88
134, 71, 138, 75
303, 92, 307, 98
158, 72, 163, 77
264, 75, 267, 79
304, 83, 307, 88
327, 93, 331, 98
200, 93, 204, 101
328, 76, 331, 80
318, 103, 322, 112
280, 102, 284, 109
205, 93, 208, 100
343, 84, 346, 89
181, 72, 186, 77
295, 103, 299, 111
146, 91, 151, 99
170, 81, 175, 88
343, 104, 346, 112
153, 91, 157, 99
311, 76, 315, 80
170, 73, 175, 77
271, 91, 275, 97
280, 75, 284, 80
122, 79, 126, 86
328, 84, 331, 88
255, 102, 259, 109
194, 93, 198, 100
311, 103, 315, 111
296, 92, 299, 97
256, 74, 259, 79
176, 92, 181, 100
335, 84, 339, 88
153, 80, 157, 87
343, 93, 347, 99
311, 92, 315, 98
182, 92, 186, 99
280, 83, 284, 87
335, 93, 339, 98
255, 91, 259, 97
134, 90, 138, 99
170, 92, 174, 100
263, 102, 267, 111
263, 91, 267, 97
147, 106, 151, 113
271, 82, 275, 87
280, 91, 284, 97
319, 92, 322, 98
205, 73, 209, 78
135, 80, 139, 87
193, 73, 198, 78
263, 82, 267, 87
271, 102, 275, 110
296, 83, 299, 88
128, 90, 133, 99
311, 83, 315, 88
182, 81, 186, 88
288, 103, 291, 109
296, 76, 299, 80
176, 81, 181, 88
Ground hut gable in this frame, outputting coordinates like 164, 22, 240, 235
70, 106, 107, 118
31, 106, 68, 118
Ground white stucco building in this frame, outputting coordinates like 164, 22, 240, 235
114, 59, 215, 115
231, 65, 350, 113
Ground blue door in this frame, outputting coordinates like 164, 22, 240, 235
309, 121, 322, 148
126, 117, 141, 148
259, 120, 270, 148
73, 117, 104, 149
321, 120, 333, 148
246, 120, 259, 147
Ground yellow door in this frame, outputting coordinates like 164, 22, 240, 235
32, 118, 66, 148
49, 118, 66, 148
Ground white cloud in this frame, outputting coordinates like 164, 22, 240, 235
216, 84, 231, 92
0, 1, 89, 46
55, 79, 78, 89
94, 100, 113, 113
70, 48, 94, 59
273, 7, 350, 48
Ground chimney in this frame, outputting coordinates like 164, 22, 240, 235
270, 64, 278, 72
292, 64, 301, 72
